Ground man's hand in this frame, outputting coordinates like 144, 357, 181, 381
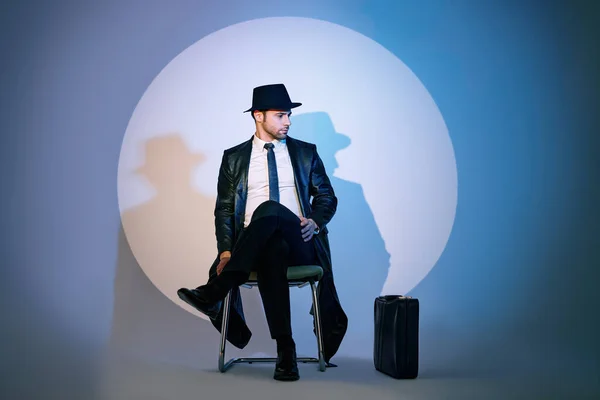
300, 217, 319, 242
217, 252, 231, 275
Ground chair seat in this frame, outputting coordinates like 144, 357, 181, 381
247, 265, 323, 282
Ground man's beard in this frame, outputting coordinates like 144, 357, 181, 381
266, 126, 287, 139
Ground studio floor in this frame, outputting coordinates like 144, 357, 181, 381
98, 352, 599, 400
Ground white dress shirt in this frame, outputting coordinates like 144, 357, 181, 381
244, 134, 303, 227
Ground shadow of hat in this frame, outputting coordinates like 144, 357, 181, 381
135, 135, 205, 176
291, 111, 351, 151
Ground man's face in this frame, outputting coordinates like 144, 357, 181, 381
255, 110, 292, 141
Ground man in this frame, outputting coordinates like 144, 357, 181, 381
178, 84, 347, 381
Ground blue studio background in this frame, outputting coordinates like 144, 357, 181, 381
1, 0, 599, 398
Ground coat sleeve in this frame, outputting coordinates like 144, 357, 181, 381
308, 145, 337, 230
214, 151, 235, 254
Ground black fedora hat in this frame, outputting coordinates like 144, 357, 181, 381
243, 83, 302, 113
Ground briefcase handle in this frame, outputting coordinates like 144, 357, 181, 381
377, 295, 413, 301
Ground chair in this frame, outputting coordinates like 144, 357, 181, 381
218, 265, 327, 372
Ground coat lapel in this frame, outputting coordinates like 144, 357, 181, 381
236, 136, 253, 194
233, 137, 253, 235
286, 137, 308, 218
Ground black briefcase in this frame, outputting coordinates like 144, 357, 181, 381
373, 295, 419, 379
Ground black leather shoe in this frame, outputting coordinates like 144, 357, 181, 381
177, 287, 221, 320
273, 347, 299, 381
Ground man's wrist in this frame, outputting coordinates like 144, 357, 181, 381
220, 251, 231, 260
311, 219, 320, 235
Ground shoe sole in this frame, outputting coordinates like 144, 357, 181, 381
177, 290, 219, 320
274, 375, 300, 381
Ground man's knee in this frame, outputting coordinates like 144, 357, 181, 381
252, 200, 294, 222
256, 200, 281, 214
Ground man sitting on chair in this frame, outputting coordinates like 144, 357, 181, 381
178, 83, 345, 381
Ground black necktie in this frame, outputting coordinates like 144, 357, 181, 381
264, 143, 279, 202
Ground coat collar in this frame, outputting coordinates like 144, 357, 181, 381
235, 134, 300, 163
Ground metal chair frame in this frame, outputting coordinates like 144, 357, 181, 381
218, 277, 327, 372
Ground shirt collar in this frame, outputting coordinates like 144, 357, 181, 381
253, 133, 286, 150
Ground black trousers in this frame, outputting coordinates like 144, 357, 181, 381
213, 201, 317, 339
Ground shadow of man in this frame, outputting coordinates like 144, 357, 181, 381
290, 112, 391, 358
109, 134, 275, 367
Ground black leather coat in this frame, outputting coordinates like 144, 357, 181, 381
206, 135, 348, 362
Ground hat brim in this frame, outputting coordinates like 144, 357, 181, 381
244, 102, 302, 113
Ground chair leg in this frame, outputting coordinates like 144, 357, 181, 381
309, 281, 327, 371
218, 290, 232, 372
